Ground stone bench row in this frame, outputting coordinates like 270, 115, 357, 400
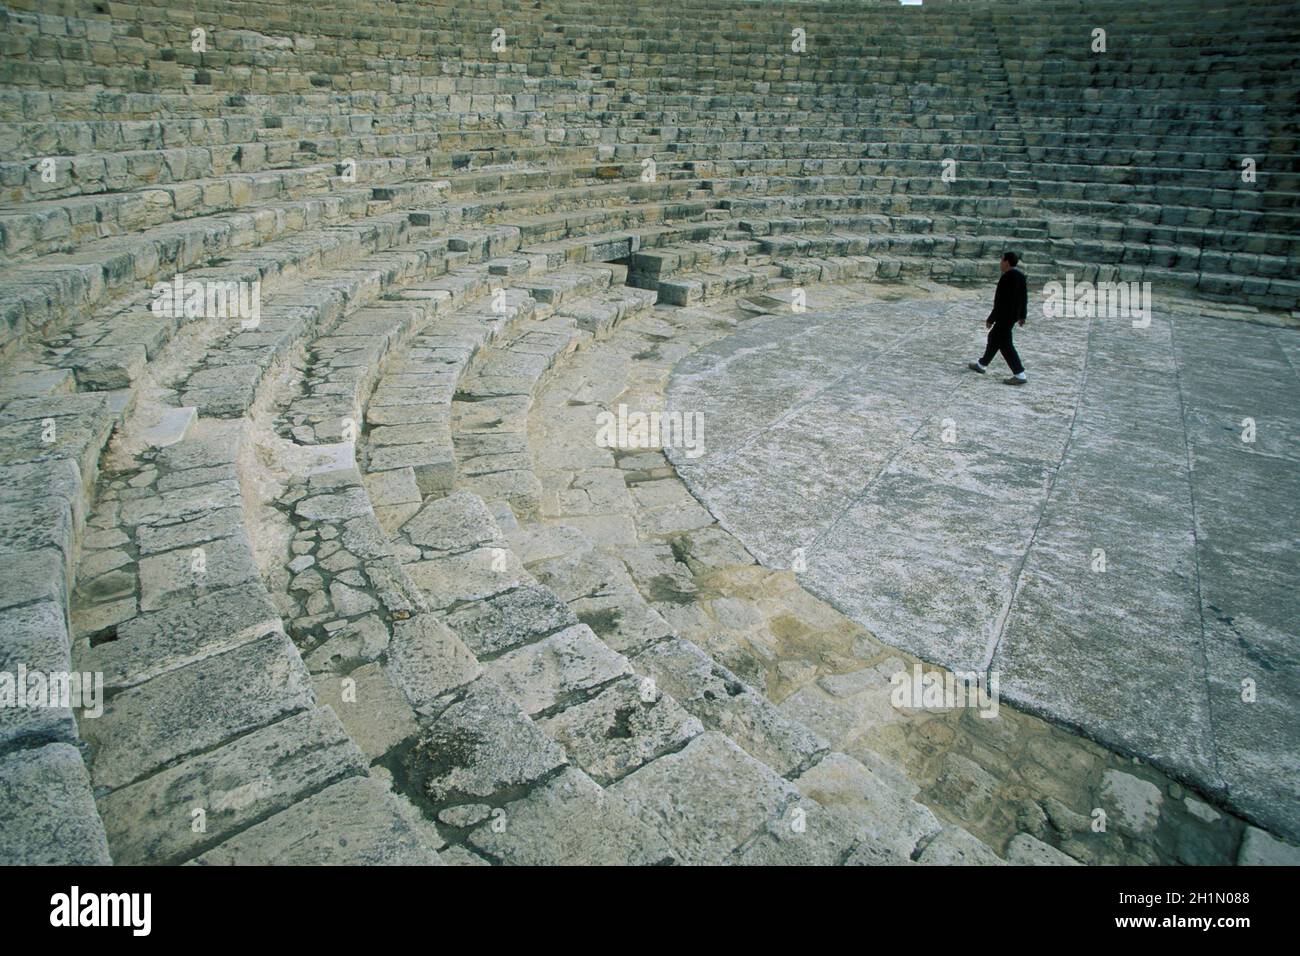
0, 34, 1053, 68
0, 185, 384, 357
661, 140, 1298, 175
4, 100, 1270, 154
2, 153, 662, 258
0, 116, 997, 162
1037, 197, 1300, 249
0, 130, 605, 191
621, 222, 1300, 313
676, 154, 1300, 192
722, 197, 1300, 261
11, 13, 1288, 75
1, 139, 439, 203
694, 168, 1295, 225
751, 228, 1300, 306
605, 88, 1284, 115
0, 153, 663, 355
10, 78, 1274, 127
99, 0, 1300, 18
645, 126, 1278, 156
0, 158, 436, 260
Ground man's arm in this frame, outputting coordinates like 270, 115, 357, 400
1016, 270, 1028, 326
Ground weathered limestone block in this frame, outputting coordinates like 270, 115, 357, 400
1237, 827, 1300, 866
468, 767, 672, 865
191, 776, 441, 866
484, 623, 632, 717
634, 636, 826, 777
84, 582, 283, 690
98, 706, 367, 865
0, 600, 76, 749
1005, 833, 1083, 866
796, 752, 943, 865
136, 530, 262, 611
82, 632, 313, 791
0, 743, 111, 865
610, 732, 798, 865
405, 678, 566, 805
399, 488, 499, 553
915, 827, 1006, 866
443, 584, 579, 658
538, 675, 703, 785
384, 613, 482, 713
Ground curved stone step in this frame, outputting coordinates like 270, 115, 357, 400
11, 218, 493, 863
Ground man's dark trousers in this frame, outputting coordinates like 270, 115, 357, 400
980, 321, 1024, 375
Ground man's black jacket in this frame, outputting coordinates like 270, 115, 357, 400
988, 267, 1028, 325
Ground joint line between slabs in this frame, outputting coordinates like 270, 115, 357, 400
978, 310, 1094, 675
800, 300, 989, 566
1168, 315, 1226, 791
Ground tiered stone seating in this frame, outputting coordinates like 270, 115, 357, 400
1, 0, 1296, 864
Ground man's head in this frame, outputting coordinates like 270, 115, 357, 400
1000, 251, 1020, 273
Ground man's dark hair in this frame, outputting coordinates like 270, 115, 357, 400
1002, 251, 1020, 267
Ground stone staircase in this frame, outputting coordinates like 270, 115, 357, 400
2, 0, 1298, 864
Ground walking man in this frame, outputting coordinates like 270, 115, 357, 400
969, 251, 1028, 385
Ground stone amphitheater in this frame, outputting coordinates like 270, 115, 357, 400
1, 0, 1297, 867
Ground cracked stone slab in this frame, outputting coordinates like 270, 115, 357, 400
468, 767, 672, 865
1005, 833, 1083, 866
191, 776, 442, 866
733, 798, 863, 866
442, 584, 579, 658
82, 582, 283, 690
633, 637, 826, 777
570, 592, 674, 655
119, 478, 243, 528
98, 706, 367, 865
314, 665, 419, 759
609, 732, 799, 865
399, 488, 500, 553
0, 743, 111, 865
405, 678, 566, 804
1237, 827, 1300, 866
538, 675, 703, 784
915, 827, 1005, 865
384, 613, 482, 713
404, 546, 526, 608
795, 752, 942, 865
135, 505, 244, 555
483, 623, 632, 717
81, 632, 314, 791
136, 531, 262, 611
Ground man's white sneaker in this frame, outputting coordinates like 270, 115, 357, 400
968, 362, 987, 373
1003, 375, 1027, 386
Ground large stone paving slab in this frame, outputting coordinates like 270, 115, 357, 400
667, 298, 1300, 840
